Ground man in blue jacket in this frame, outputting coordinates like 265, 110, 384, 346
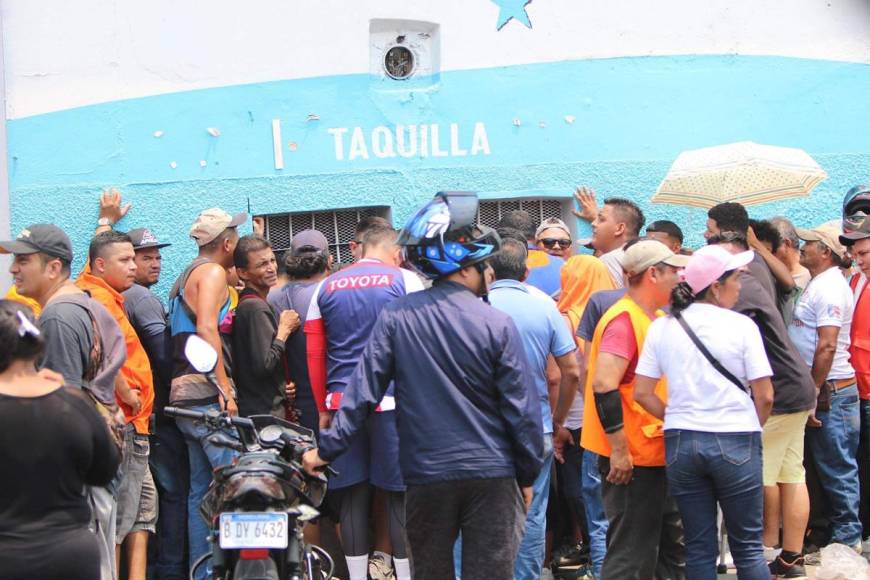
303, 192, 544, 580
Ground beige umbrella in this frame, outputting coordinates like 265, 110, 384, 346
651, 141, 828, 209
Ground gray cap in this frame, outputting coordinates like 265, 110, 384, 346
190, 208, 248, 246
0, 224, 73, 262
535, 217, 571, 239
796, 224, 846, 259
129, 228, 171, 251
621, 239, 690, 275
840, 218, 870, 246
290, 229, 329, 255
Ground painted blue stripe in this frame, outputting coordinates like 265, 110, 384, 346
7, 54, 870, 296
8, 55, 870, 189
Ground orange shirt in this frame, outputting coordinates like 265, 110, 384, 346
580, 296, 668, 467
76, 272, 154, 434
557, 255, 615, 346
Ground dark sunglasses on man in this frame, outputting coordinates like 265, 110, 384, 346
540, 237, 572, 249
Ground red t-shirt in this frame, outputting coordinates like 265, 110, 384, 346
849, 275, 870, 400
599, 312, 639, 384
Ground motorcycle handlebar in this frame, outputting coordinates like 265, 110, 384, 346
163, 406, 202, 420
164, 406, 253, 426
205, 432, 244, 452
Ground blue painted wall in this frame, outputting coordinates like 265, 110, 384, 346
7, 55, 870, 296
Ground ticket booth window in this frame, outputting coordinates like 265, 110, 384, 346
262, 207, 390, 266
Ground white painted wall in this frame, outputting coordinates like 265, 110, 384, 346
3, 0, 870, 119
0, 7, 9, 289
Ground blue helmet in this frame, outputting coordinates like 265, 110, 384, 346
398, 191, 501, 280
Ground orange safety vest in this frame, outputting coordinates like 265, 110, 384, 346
580, 295, 668, 467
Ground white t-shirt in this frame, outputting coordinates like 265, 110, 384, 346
636, 303, 772, 433
600, 247, 625, 289
787, 266, 855, 381
564, 383, 584, 430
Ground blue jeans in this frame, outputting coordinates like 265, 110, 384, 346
807, 384, 862, 546
514, 435, 554, 580
665, 430, 768, 580
175, 403, 238, 580
147, 419, 189, 580
860, 399, 870, 539
580, 450, 607, 580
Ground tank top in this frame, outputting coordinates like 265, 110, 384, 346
168, 258, 232, 405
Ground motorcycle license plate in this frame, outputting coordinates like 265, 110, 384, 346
219, 512, 289, 549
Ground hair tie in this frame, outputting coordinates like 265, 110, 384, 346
16, 311, 40, 339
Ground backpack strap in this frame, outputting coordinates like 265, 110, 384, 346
51, 294, 103, 384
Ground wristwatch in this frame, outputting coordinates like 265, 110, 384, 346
97, 217, 112, 227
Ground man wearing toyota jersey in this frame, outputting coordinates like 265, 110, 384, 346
305, 222, 423, 580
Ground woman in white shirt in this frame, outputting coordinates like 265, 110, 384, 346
634, 244, 774, 580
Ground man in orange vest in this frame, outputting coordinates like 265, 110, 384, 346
77, 230, 156, 580
580, 240, 688, 579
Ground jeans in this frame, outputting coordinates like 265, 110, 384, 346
666, 430, 768, 580
116, 425, 154, 542
580, 450, 607, 579
806, 384, 862, 546
148, 419, 190, 580
176, 403, 238, 580
860, 399, 870, 538
88, 485, 118, 580
408, 477, 524, 580
515, 435, 554, 580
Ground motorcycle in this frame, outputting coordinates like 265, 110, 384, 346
165, 335, 334, 580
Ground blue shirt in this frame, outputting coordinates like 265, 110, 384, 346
317, 280, 544, 487
577, 288, 628, 342
489, 279, 577, 433
304, 259, 424, 409
526, 246, 565, 300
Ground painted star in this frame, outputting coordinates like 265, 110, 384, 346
493, 0, 533, 30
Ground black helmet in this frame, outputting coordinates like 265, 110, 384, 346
842, 185, 870, 233
398, 192, 501, 280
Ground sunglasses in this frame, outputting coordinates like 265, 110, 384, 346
540, 238, 572, 249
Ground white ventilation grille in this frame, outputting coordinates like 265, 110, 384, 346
263, 207, 388, 265
477, 199, 564, 228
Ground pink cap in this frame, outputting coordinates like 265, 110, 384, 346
683, 245, 754, 294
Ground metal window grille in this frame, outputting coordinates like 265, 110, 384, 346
477, 199, 564, 229
262, 207, 389, 265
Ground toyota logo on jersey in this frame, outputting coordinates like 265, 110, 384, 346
326, 273, 394, 293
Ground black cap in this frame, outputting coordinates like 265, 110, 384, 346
840, 218, 870, 246
128, 228, 171, 251
0, 224, 73, 262
290, 229, 329, 256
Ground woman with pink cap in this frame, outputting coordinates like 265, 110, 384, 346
633, 244, 775, 580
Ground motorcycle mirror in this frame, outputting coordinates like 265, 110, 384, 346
184, 335, 219, 374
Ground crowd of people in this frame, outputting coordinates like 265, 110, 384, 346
0, 185, 868, 580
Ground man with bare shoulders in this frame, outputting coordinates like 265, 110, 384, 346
167, 208, 246, 580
